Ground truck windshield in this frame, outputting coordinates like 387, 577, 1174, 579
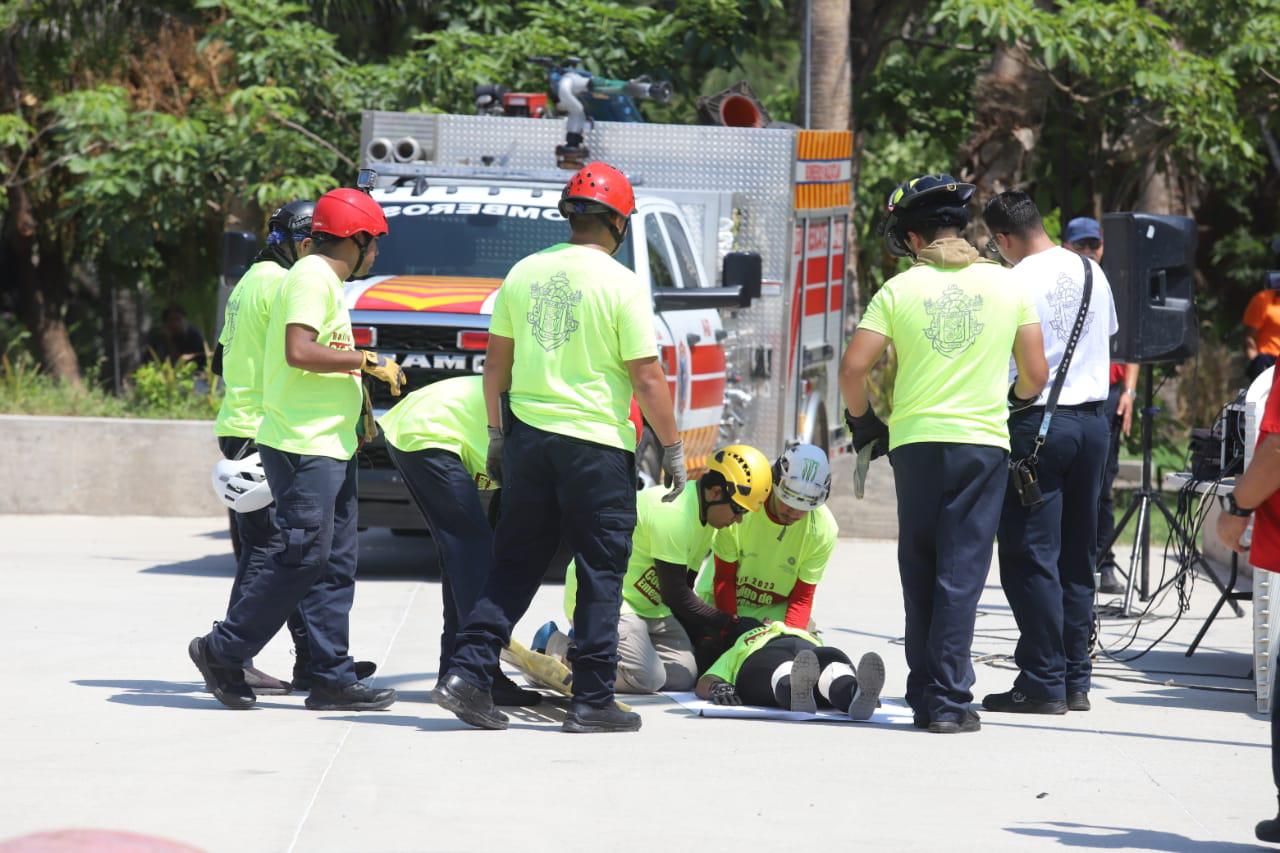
374, 202, 634, 277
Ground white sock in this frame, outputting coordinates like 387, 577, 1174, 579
770, 662, 792, 693
818, 662, 856, 701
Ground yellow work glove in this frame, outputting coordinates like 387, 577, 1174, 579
359, 350, 406, 396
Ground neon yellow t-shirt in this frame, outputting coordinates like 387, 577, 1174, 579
256, 255, 362, 461
698, 503, 838, 623
215, 260, 288, 439
377, 375, 496, 490
705, 622, 820, 685
564, 482, 712, 621
489, 243, 656, 451
856, 241, 1038, 451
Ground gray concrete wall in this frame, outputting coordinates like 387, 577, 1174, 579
827, 452, 898, 540
0, 415, 223, 517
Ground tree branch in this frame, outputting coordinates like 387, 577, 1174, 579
274, 113, 356, 170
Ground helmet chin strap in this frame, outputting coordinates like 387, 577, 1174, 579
606, 216, 630, 256
348, 234, 372, 281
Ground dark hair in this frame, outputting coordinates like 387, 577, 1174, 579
567, 210, 614, 233
905, 220, 964, 244
983, 190, 1042, 237
161, 305, 186, 322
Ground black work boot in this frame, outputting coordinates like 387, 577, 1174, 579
1258, 795, 1280, 843
562, 702, 642, 733
982, 689, 1068, 715
188, 637, 255, 710
492, 670, 542, 707
1098, 562, 1125, 595
1067, 691, 1091, 711
292, 660, 377, 692
243, 666, 292, 695
433, 675, 509, 730
304, 681, 396, 711
928, 710, 981, 734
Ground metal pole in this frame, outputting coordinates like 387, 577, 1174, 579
803, 0, 812, 130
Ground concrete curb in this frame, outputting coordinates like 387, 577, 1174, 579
0, 414, 224, 516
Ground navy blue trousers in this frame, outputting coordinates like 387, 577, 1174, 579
891, 442, 1008, 723
207, 446, 358, 688
1095, 383, 1125, 565
998, 404, 1109, 700
218, 437, 309, 664
386, 445, 490, 679
448, 420, 636, 708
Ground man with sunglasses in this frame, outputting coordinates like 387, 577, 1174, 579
982, 193, 1117, 718
1062, 216, 1138, 595
562, 444, 773, 695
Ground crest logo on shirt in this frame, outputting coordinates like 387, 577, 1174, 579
923, 284, 984, 358
527, 271, 582, 352
1045, 272, 1095, 339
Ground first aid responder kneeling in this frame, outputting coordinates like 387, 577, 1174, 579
838, 174, 1048, 735
190, 186, 406, 711
433, 162, 685, 733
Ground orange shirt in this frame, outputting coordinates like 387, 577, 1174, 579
1244, 290, 1280, 356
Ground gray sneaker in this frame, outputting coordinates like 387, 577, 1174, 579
848, 652, 886, 721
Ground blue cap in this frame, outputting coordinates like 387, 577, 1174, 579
1064, 216, 1102, 243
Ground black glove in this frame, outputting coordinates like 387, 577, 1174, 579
1008, 382, 1038, 413
844, 407, 888, 461
708, 681, 742, 706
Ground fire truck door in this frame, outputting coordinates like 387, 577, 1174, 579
640, 210, 724, 473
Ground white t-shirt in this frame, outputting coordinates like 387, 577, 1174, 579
1009, 246, 1118, 405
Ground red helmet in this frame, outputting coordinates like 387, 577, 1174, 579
558, 162, 636, 218
312, 188, 389, 239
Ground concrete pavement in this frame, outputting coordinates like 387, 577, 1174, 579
0, 514, 1272, 852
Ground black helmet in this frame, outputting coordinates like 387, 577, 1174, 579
883, 174, 975, 257
267, 199, 315, 240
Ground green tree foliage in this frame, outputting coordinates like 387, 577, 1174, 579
0, 0, 788, 386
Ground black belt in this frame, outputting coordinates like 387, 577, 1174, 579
1020, 400, 1105, 414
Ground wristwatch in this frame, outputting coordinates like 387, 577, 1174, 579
1222, 492, 1255, 518
1124, 388, 1137, 399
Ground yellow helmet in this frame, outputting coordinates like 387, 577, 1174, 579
705, 444, 773, 513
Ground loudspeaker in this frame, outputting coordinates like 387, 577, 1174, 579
1103, 212, 1198, 363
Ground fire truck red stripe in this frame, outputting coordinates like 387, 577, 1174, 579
691, 378, 725, 410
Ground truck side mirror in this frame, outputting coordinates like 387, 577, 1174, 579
220, 231, 258, 286
723, 251, 762, 307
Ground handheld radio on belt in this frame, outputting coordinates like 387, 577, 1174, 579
1010, 254, 1094, 508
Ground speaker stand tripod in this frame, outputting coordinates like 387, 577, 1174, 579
1100, 364, 1242, 618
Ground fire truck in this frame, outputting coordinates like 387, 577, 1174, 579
345, 110, 852, 530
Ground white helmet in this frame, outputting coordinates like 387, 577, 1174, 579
211, 454, 273, 513
774, 443, 831, 511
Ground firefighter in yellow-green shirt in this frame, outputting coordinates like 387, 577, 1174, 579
839, 173, 1048, 734
434, 163, 684, 734
209, 200, 313, 695
192, 186, 407, 712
